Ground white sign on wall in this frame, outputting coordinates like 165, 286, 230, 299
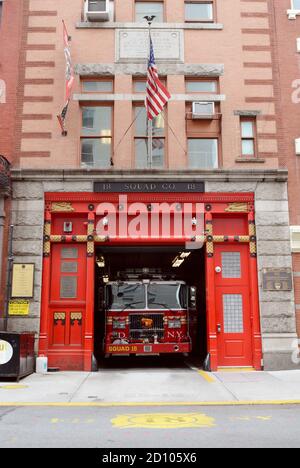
116, 29, 184, 63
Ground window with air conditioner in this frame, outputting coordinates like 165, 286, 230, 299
192, 101, 215, 119
84, 0, 113, 22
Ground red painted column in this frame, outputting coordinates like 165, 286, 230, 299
248, 212, 262, 370
205, 213, 218, 371
84, 212, 95, 371
39, 211, 51, 357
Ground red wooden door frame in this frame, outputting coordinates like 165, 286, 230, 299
214, 244, 253, 367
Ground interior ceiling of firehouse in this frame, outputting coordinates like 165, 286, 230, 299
95, 246, 204, 278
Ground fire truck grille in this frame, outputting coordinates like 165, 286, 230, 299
129, 314, 164, 341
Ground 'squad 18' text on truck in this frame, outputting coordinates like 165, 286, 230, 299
103, 279, 196, 357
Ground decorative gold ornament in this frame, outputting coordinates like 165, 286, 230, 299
225, 203, 249, 213
51, 202, 74, 212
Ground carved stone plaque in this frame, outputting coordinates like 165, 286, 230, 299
262, 268, 293, 291
61, 262, 78, 273
61, 248, 78, 259
116, 29, 184, 63
60, 276, 77, 299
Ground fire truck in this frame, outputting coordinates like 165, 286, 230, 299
103, 273, 196, 357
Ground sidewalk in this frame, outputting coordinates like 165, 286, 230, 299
1, 367, 300, 406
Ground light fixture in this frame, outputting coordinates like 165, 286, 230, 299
103, 275, 109, 283
179, 251, 191, 259
172, 257, 184, 268
96, 255, 105, 268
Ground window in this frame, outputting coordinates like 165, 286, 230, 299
107, 283, 146, 310
186, 80, 217, 93
0, 1, 3, 24
135, 2, 164, 22
290, 226, 300, 252
134, 81, 147, 93
185, 1, 214, 22
292, 0, 300, 9
240, 119, 257, 157
135, 105, 165, 169
188, 138, 218, 169
82, 80, 113, 93
81, 106, 112, 168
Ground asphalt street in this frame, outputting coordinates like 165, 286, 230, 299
0, 404, 299, 448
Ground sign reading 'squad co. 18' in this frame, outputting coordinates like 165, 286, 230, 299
94, 181, 205, 193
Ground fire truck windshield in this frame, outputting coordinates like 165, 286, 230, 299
107, 283, 146, 310
148, 284, 187, 310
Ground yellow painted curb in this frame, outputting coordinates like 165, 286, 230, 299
0, 400, 300, 407
198, 370, 216, 383
217, 368, 255, 373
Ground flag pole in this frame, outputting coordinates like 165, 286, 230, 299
145, 15, 155, 169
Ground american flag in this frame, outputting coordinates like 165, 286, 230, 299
146, 38, 171, 121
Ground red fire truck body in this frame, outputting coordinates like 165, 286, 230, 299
104, 279, 192, 356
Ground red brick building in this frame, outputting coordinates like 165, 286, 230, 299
0, 0, 299, 371
0, 0, 23, 317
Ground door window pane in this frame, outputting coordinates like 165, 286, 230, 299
188, 139, 218, 169
186, 80, 217, 93
185, 2, 213, 21
223, 294, 244, 334
135, 2, 163, 22
221, 252, 241, 279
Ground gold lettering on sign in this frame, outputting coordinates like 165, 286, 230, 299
225, 203, 249, 213
51, 202, 74, 212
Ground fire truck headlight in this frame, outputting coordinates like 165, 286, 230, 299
168, 319, 181, 329
113, 321, 126, 329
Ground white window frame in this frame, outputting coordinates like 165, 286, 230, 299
287, 0, 300, 19
290, 226, 300, 252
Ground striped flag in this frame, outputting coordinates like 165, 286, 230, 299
146, 38, 171, 121
57, 21, 75, 134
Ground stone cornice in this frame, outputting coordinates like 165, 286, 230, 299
11, 168, 288, 183
75, 63, 224, 77
76, 22, 224, 30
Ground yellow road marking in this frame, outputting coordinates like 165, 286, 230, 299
111, 413, 216, 429
0, 385, 28, 390
0, 400, 299, 407
198, 370, 216, 383
217, 368, 255, 373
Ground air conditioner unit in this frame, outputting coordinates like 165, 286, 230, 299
84, 0, 110, 22
192, 102, 215, 119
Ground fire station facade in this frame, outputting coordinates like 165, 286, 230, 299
2, 0, 299, 371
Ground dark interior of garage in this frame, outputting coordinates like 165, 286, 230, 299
93, 245, 206, 368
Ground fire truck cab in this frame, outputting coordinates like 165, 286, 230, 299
104, 276, 195, 357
